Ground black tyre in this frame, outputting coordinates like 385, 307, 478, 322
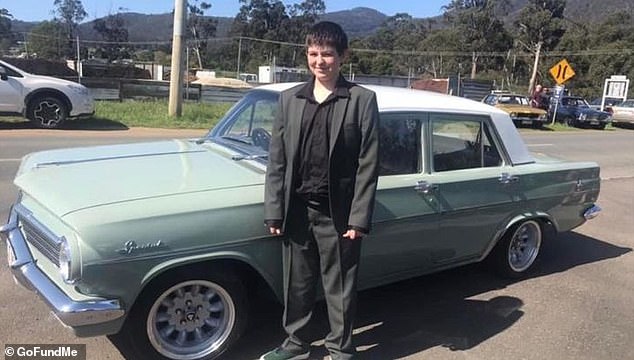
595, 123, 607, 130
489, 220, 542, 278
564, 116, 576, 128
119, 268, 248, 360
27, 96, 68, 129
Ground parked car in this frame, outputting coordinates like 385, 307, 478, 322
0, 59, 94, 128
610, 99, 634, 127
1, 84, 602, 360
549, 96, 612, 129
588, 97, 622, 113
482, 92, 548, 128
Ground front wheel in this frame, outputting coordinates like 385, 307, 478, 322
27, 96, 68, 129
118, 269, 248, 360
565, 116, 576, 128
489, 220, 542, 278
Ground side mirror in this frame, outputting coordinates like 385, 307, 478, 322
0, 66, 7, 81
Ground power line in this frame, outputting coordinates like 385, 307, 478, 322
10, 31, 634, 58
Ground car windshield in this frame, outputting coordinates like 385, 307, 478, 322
616, 100, 634, 108
563, 98, 589, 107
498, 95, 529, 105
206, 90, 279, 157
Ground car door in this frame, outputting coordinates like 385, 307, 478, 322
0, 64, 24, 113
360, 112, 441, 286
423, 113, 520, 265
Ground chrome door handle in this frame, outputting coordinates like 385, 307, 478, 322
415, 180, 438, 194
499, 172, 519, 184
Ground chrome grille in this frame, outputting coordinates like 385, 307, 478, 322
19, 216, 61, 267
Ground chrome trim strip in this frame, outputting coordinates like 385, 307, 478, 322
2, 206, 124, 327
583, 204, 601, 220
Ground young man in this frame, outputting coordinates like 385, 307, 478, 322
262, 21, 380, 360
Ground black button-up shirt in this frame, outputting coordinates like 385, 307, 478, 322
294, 77, 350, 201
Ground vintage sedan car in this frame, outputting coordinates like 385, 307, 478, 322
549, 96, 612, 129
482, 92, 548, 128
610, 99, 634, 127
1, 84, 602, 360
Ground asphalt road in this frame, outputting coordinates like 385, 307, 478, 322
0, 126, 632, 360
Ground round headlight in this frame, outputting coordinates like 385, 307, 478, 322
59, 237, 76, 284
578, 113, 587, 120
510, 112, 517, 117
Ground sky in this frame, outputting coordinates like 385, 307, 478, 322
5, 0, 450, 22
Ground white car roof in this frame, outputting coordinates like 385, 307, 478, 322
256, 82, 534, 165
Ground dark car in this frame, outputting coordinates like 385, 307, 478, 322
549, 96, 612, 129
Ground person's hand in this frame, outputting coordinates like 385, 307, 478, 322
343, 229, 362, 240
269, 227, 282, 236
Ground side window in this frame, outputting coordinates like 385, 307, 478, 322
379, 113, 422, 176
225, 95, 277, 151
431, 115, 502, 172
0, 65, 23, 78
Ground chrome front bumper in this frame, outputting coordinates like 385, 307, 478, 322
1, 207, 124, 328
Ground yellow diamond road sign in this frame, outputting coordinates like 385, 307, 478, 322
550, 59, 576, 85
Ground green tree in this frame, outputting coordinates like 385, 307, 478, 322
352, 14, 428, 76
188, 0, 217, 69
53, 0, 87, 58
92, 12, 130, 61
443, 0, 512, 79
28, 20, 69, 59
514, 0, 566, 93
0, 8, 13, 54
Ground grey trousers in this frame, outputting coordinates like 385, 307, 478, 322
282, 200, 362, 360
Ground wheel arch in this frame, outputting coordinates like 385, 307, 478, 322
131, 252, 281, 312
24, 88, 73, 115
480, 211, 557, 261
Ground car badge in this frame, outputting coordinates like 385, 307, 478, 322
117, 240, 165, 255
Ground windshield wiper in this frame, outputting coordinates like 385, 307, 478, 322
220, 135, 252, 145
232, 154, 268, 161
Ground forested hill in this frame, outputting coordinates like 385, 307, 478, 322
10, 0, 633, 42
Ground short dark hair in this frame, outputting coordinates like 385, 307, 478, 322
305, 21, 348, 55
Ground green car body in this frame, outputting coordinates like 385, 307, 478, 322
2, 84, 601, 360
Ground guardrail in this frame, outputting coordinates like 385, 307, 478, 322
76, 78, 249, 103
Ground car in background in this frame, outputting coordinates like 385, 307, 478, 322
610, 99, 634, 127
2, 84, 602, 360
588, 97, 621, 113
549, 96, 612, 129
482, 92, 548, 128
0, 59, 94, 128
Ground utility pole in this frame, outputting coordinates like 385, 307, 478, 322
169, 0, 187, 117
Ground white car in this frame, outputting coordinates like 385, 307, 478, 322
610, 99, 634, 127
0, 59, 94, 128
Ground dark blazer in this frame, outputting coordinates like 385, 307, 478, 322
264, 79, 380, 234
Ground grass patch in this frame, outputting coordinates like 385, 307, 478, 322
91, 100, 233, 129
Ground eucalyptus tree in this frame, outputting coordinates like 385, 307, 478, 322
53, 0, 88, 57
92, 11, 130, 61
443, 0, 512, 79
514, 0, 566, 93
0, 8, 13, 53
187, 0, 217, 69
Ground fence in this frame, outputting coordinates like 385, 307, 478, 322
76, 78, 249, 103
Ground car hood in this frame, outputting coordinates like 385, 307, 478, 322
496, 104, 546, 114
14, 139, 266, 217
571, 107, 608, 116
23, 72, 81, 88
